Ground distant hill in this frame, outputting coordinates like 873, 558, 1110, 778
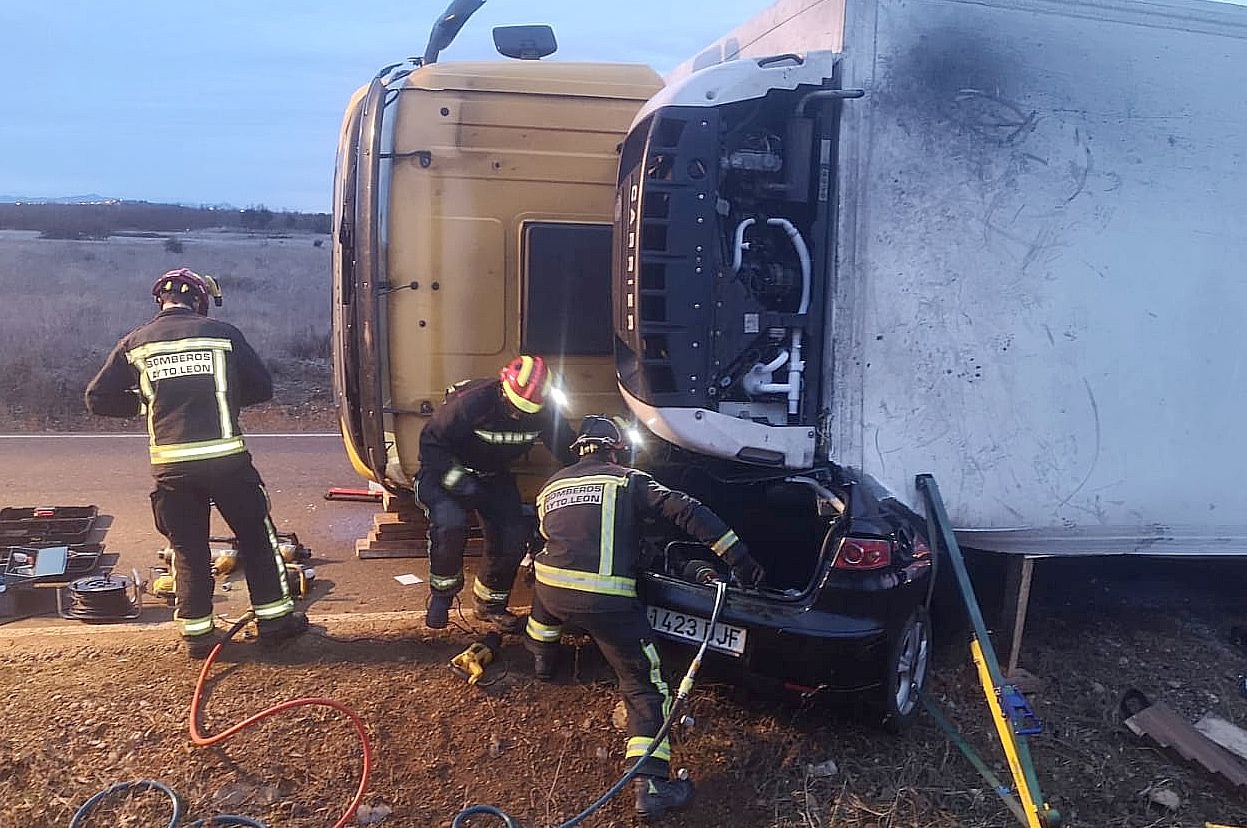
0, 201, 330, 239
0, 194, 119, 205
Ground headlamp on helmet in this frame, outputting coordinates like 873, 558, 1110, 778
151, 268, 222, 316
572, 415, 632, 457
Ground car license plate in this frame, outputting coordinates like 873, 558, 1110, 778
646, 606, 747, 656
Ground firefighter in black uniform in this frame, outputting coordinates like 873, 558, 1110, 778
85, 269, 307, 658
526, 415, 765, 820
417, 355, 573, 632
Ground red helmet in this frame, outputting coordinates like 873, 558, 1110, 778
151, 268, 222, 316
499, 355, 552, 414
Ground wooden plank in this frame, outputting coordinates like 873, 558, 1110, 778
1125, 702, 1247, 788
355, 536, 484, 559
374, 512, 429, 527
998, 555, 1036, 677
1195, 714, 1247, 764
373, 527, 428, 540
355, 539, 428, 559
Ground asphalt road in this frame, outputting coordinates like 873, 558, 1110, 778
0, 433, 466, 629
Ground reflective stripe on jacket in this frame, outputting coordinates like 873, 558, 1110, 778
418, 378, 573, 481
534, 455, 741, 599
85, 307, 272, 465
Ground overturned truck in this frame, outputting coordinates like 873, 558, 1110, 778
333, 0, 1247, 723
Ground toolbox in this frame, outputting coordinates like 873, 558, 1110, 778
0, 505, 99, 546
0, 506, 108, 617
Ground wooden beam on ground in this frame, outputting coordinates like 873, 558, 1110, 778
1125, 701, 1247, 788
1195, 714, 1247, 764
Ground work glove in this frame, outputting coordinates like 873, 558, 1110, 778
441, 465, 481, 499
722, 542, 765, 589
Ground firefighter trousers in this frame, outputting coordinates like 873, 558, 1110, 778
526, 585, 673, 778
414, 469, 531, 606
150, 453, 293, 638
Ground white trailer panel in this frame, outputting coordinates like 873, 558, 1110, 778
687, 0, 1247, 554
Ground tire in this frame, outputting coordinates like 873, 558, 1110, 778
878, 605, 932, 733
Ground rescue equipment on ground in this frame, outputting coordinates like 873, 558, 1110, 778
212, 547, 238, 576
917, 475, 1061, 828
151, 532, 314, 601
57, 571, 143, 622
450, 632, 502, 686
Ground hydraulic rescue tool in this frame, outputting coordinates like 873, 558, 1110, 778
151, 533, 316, 602
451, 631, 503, 686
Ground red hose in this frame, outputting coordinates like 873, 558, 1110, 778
189, 632, 373, 828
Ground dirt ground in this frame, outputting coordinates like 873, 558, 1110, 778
3, 557, 1247, 828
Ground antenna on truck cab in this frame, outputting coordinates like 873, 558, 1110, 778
423, 0, 486, 65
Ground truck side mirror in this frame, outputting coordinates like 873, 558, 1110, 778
493, 25, 557, 60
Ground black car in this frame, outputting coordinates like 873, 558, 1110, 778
637, 461, 934, 731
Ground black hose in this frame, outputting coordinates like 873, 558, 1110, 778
70, 618, 270, 828
451, 580, 730, 827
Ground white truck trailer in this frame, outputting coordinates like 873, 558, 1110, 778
615, 0, 1247, 557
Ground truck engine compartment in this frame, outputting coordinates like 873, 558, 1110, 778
614, 72, 848, 467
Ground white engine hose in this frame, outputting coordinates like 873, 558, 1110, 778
735, 218, 812, 416
741, 350, 791, 395
765, 217, 811, 314
731, 218, 756, 273
786, 329, 804, 415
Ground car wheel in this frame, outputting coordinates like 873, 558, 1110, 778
879, 606, 931, 733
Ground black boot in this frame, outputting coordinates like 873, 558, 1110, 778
182, 630, 221, 660
473, 600, 523, 634
257, 611, 309, 648
633, 775, 694, 821
532, 647, 560, 681
426, 592, 454, 629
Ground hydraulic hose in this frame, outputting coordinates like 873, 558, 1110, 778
189, 614, 373, 828
452, 579, 731, 828
71, 613, 372, 828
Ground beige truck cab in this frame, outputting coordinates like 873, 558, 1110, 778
332, 42, 662, 497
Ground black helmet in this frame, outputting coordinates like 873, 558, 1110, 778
572, 415, 629, 456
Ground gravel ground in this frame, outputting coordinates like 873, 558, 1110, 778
3, 558, 1246, 828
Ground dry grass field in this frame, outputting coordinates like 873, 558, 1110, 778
0, 229, 334, 430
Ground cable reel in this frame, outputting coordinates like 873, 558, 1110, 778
58, 570, 143, 621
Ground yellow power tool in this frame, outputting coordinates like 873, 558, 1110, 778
451, 632, 502, 686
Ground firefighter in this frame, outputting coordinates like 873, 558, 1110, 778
416, 355, 573, 632
525, 415, 765, 821
85, 269, 307, 658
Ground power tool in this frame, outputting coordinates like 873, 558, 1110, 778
450, 632, 502, 686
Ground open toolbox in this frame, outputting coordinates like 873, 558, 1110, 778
1, 506, 109, 615
0, 505, 99, 546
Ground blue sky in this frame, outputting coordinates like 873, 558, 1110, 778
0, 1, 773, 212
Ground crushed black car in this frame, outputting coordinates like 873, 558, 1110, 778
638, 460, 934, 731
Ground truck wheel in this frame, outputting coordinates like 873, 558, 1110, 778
879, 606, 931, 733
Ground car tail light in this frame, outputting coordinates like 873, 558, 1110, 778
834, 537, 892, 571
